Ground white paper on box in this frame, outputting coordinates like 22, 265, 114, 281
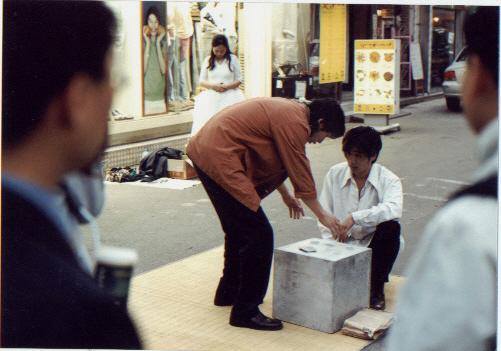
168, 159, 186, 173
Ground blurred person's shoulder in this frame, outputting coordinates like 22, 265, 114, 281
426, 193, 497, 251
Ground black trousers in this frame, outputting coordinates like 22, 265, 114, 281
368, 220, 401, 294
195, 166, 273, 318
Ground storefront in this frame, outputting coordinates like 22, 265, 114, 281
104, 1, 247, 151
270, 4, 429, 102
105, 2, 466, 158
270, 4, 348, 101
430, 6, 464, 88
108, 1, 241, 119
268, 4, 466, 103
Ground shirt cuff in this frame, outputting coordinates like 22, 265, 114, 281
351, 211, 363, 225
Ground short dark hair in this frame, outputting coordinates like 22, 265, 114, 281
342, 126, 382, 163
464, 6, 499, 88
308, 98, 346, 138
2, 1, 117, 150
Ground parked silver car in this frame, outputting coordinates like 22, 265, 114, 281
442, 47, 467, 111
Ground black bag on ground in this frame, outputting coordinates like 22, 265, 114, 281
139, 147, 184, 180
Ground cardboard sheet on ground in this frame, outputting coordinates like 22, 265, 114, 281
105, 178, 201, 190
341, 308, 393, 340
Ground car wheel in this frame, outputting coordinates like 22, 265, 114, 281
446, 97, 461, 112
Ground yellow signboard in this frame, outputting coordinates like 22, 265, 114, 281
355, 40, 395, 50
353, 39, 401, 115
319, 4, 347, 84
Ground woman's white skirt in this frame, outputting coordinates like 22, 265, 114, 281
191, 88, 245, 136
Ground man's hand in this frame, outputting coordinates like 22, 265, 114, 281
277, 183, 304, 219
319, 213, 345, 240
282, 196, 305, 219
335, 229, 349, 243
334, 214, 354, 242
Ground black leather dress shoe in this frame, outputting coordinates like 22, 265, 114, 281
370, 292, 386, 310
230, 311, 283, 331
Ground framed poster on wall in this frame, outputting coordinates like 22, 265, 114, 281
353, 39, 401, 115
142, 1, 168, 116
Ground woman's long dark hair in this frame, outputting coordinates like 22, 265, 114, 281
145, 6, 162, 26
207, 34, 233, 72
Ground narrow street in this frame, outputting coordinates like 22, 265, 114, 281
91, 98, 476, 276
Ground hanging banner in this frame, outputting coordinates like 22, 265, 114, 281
319, 4, 347, 84
353, 39, 401, 115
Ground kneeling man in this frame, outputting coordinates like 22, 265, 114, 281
318, 126, 403, 310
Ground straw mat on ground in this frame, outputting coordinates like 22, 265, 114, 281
129, 246, 403, 351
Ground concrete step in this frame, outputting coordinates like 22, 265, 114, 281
104, 134, 190, 169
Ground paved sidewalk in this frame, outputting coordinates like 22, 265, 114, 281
128, 245, 403, 351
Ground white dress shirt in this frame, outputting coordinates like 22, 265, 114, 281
386, 119, 498, 351
318, 162, 403, 247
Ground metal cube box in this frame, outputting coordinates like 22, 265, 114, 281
273, 238, 371, 333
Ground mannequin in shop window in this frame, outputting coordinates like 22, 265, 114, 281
166, 4, 179, 109
166, 2, 194, 112
190, 34, 244, 137
199, 2, 238, 57
143, 6, 167, 115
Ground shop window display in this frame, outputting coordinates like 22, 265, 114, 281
271, 3, 315, 100
431, 8, 456, 86
166, 2, 195, 112
141, 2, 239, 116
199, 2, 238, 58
107, 3, 134, 121
374, 6, 412, 92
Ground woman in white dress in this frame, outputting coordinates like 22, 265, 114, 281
191, 34, 244, 136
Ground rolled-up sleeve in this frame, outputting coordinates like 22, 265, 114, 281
271, 122, 316, 200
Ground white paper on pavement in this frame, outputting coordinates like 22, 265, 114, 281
105, 178, 201, 190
